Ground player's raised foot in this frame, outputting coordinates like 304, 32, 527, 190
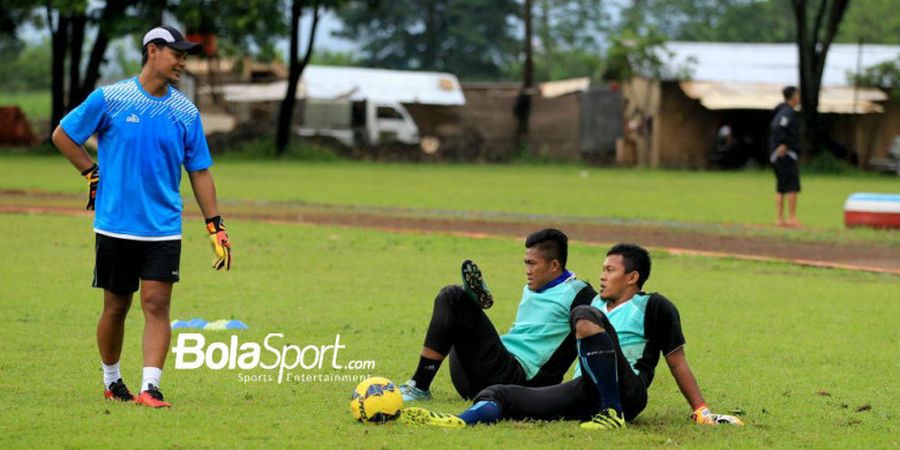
461, 259, 493, 309
580, 408, 626, 430
104, 378, 135, 402
400, 407, 466, 428
398, 380, 432, 402
135, 384, 171, 408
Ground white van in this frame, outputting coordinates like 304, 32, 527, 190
297, 99, 420, 147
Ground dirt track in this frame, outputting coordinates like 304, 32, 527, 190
2, 189, 898, 275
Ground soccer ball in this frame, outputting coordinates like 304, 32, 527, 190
349, 377, 403, 423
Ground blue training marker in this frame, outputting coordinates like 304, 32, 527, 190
187, 318, 208, 329
225, 320, 249, 330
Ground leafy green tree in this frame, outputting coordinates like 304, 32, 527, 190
310, 49, 361, 66
0, 39, 53, 91
851, 56, 900, 100
334, 0, 520, 80
530, 0, 608, 81
834, 0, 900, 44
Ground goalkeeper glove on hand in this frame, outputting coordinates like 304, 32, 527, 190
691, 404, 743, 426
81, 164, 99, 210
205, 215, 231, 270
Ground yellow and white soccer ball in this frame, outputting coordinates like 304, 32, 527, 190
349, 377, 404, 423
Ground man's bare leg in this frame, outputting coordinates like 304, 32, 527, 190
98, 290, 133, 365
775, 193, 786, 226
140, 280, 173, 369
786, 192, 799, 227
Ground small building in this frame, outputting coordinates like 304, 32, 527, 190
458, 79, 623, 161
621, 42, 900, 169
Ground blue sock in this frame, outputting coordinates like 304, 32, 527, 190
457, 400, 503, 425
578, 332, 622, 414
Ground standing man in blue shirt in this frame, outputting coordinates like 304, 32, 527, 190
52, 26, 232, 408
399, 228, 597, 402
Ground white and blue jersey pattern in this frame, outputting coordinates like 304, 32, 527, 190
60, 77, 213, 240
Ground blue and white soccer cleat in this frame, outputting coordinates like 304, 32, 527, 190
398, 380, 432, 402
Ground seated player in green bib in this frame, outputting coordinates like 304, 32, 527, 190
399, 229, 597, 401
401, 243, 743, 429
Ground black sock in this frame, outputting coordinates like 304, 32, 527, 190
578, 332, 622, 414
410, 355, 443, 391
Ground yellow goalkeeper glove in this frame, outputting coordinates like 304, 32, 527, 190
691, 404, 743, 426
81, 164, 99, 210
205, 216, 231, 270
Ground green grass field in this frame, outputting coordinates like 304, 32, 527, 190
1, 153, 899, 246
1, 213, 897, 448
0, 90, 51, 125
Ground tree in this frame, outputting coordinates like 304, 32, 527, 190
276, 0, 323, 155
851, 56, 900, 100
514, 0, 534, 141
530, 0, 607, 81
334, 0, 519, 80
42, 1, 164, 138
791, 0, 850, 156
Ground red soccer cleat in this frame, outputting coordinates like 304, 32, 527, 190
104, 379, 135, 402
135, 384, 171, 408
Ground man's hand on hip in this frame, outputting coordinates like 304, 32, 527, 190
81, 164, 99, 210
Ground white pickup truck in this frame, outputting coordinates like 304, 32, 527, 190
297, 99, 420, 147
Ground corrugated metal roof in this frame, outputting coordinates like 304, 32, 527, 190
664, 42, 900, 86
680, 81, 887, 113
215, 65, 466, 105
303, 65, 465, 105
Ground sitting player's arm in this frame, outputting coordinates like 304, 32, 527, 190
665, 347, 743, 426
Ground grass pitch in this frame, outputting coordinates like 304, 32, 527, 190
1, 213, 897, 448
2, 154, 899, 232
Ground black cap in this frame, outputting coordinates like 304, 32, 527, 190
142, 25, 201, 54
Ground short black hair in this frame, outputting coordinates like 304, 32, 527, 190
141, 41, 165, 67
783, 85, 798, 100
606, 243, 651, 288
525, 228, 568, 269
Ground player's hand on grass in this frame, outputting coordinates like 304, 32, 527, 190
205, 215, 231, 270
81, 164, 99, 210
691, 405, 743, 426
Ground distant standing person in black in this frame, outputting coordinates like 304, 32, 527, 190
769, 86, 801, 227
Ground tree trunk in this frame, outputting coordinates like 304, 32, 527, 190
791, 0, 849, 157
49, 8, 69, 139
67, 14, 86, 109
79, 1, 131, 106
515, 0, 534, 143
276, 1, 320, 155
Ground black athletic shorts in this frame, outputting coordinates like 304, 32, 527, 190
772, 155, 801, 193
93, 233, 181, 294
421, 285, 528, 399
473, 305, 648, 422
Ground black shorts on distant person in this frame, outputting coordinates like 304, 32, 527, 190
93, 233, 181, 294
772, 155, 801, 193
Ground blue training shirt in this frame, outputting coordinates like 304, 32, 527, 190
60, 77, 212, 240
500, 272, 589, 379
573, 292, 685, 387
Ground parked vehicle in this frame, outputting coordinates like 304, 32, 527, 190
297, 99, 420, 147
